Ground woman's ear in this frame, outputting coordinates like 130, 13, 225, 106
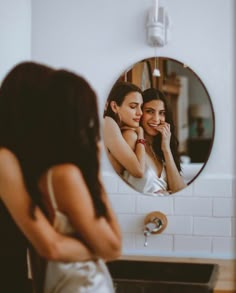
110, 101, 118, 113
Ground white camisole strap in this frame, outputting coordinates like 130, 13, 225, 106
47, 169, 58, 211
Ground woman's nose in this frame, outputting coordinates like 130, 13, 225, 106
137, 107, 142, 116
159, 116, 165, 123
153, 113, 160, 123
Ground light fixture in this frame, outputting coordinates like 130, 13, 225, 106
190, 104, 211, 137
146, 0, 170, 77
146, 0, 170, 47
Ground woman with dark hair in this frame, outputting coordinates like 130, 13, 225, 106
123, 88, 186, 195
103, 81, 146, 177
0, 62, 97, 293
0, 62, 121, 292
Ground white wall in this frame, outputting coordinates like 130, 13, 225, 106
31, 0, 235, 259
0, 0, 31, 81
1, 0, 235, 259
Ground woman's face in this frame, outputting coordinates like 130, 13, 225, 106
114, 91, 143, 127
141, 99, 166, 136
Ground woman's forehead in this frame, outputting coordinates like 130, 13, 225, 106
143, 99, 165, 109
123, 91, 143, 103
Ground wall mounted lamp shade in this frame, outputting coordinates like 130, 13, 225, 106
146, 0, 170, 77
190, 104, 211, 119
190, 104, 212, 138
146, 0, 170, 47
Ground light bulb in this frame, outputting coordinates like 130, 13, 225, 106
153, 68, 160, 77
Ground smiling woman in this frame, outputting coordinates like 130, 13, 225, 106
122, 87, 186, 195
103, 57, 215, 196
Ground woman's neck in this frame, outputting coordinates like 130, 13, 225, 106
144, 134, 153, 145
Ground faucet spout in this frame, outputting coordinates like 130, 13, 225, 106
143, 211, 168, 247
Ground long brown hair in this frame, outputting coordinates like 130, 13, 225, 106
142, 88, 182, 172
103, 81, 142, 126
0, 62, 108, 219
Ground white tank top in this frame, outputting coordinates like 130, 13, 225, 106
123, 162, 169, 196
47, 169, 75, 235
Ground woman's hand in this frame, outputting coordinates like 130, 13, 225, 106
134, 126, 144, 139
155, 121, 171, 152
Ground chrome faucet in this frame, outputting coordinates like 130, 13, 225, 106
144, 218, 163, 246
143, 211, 168, 247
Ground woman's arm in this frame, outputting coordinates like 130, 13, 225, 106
51, 164, 122, 261
103, 116, 145, 177
156, 122, 186, 192
0, 148, 94, 262
163, 148, 186, 192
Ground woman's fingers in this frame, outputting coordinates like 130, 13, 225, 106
156, 122, 170, 136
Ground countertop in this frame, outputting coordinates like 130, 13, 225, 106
120, 255, 236, 292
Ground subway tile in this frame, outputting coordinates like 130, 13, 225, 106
232, 218, 236, 237
117, 214, 145, 233
213, 198, 235, 217
118, 179, 140, 195
135, 234, 173, 252
212, 237, 236, 257
194, 217, 231, 236
232, 177, 236, 195
136, 196, 174, 215
109, 194, 136, 213
174, 183, 193, 196
174, 197, 212, 216
164, 216, 193, 235
174, 236, 212, 254
102, 172, 119, 193
121, 233, 136, 251
193, 177, 233, 197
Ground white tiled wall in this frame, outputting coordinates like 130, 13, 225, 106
103, 172, 236, 259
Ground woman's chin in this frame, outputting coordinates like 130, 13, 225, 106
146, 128, 158, 136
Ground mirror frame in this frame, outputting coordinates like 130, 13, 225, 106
104, 56, 215, 195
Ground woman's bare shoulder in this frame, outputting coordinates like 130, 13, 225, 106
0, 148, 21, 178
103, 116, 119, 130
50, 164, 84, 189
103, 117, 121, 144
0, 147, 17, 162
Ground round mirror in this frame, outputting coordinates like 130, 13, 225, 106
103, 57, 215, 196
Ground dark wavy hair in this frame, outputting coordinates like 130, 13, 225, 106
103, 81, 142, 125
0, 62, 108, 219
142, 88, 182, 172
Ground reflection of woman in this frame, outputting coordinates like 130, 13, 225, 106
0, 63, 121, 292
103, 81, 146, 177
123, 88, 186, 195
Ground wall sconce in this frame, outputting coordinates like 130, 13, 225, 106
146, 0, 170, 77
146, 0, 170, 47
190, 104, 211, 138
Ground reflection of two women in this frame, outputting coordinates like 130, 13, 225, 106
103, 81, 186, 196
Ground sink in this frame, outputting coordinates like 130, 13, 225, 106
107, 260, 219, 293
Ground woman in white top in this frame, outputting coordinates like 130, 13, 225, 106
0, 62, 109, 293
123, 88, 186, 195
0, 63, 121, 292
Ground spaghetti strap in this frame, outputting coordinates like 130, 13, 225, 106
47, 169, 58, 210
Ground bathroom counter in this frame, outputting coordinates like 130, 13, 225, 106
120, 255, 236, 292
